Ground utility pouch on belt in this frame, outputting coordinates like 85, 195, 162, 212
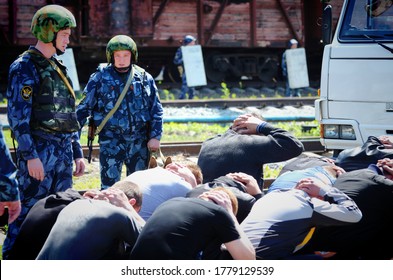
87, 116, 96, 163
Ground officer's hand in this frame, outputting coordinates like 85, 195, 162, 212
73, 158, 85, 177
147, 138, 160, 152
27, 158, 45, 181
0, 201, 21, 224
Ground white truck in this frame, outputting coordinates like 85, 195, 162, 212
315, 0, 393, 155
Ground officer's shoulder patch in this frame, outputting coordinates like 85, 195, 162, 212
20, 86, 33, 100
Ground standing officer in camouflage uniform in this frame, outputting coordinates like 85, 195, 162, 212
3, 5, 85, 259
77, 35, 163, 189
173, 35, 197, 99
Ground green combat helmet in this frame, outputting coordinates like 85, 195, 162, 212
31, 5, 76, 43
106, 35, 138, 64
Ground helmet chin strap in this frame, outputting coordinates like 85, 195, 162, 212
55, 47, 65, 56
114, 66, 131, 73
52, 33, 65, 56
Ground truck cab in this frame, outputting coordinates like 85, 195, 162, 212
315, 0, 393, 155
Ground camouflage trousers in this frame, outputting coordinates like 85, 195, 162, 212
99, 136, 148, 189
179, 74, 195, 99
2, 135, 74, 259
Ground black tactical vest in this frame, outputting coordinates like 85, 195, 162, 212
26, 51, 80, 133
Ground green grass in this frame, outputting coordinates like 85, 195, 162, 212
3, 121, 319, 148
2, 121, 319, 191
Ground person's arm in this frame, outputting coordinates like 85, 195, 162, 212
296, 179, 362, 225
7, 57, 47, 181
200, 190, 255, 260
71, 131, 85, 176
0, 128, 21, 223
281, 52, 287, 76
145, 72, 163, 146
6, 59, 40, 161
0, 201, 21, 224
224, 212, 256, 260
0, 128, 20, 202
312, 187, 362, 224
173, 47, 183, 65
76, 71, 101, 129
232, 114, 304, 162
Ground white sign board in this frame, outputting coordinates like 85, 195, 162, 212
181, 45, 207, 87
58, 48, 80, 91
286, 48, 309, 89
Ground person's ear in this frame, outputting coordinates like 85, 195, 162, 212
129, 198, 141, 212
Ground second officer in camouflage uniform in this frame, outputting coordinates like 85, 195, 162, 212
77, 35, 163, 189
3, 5, 85, 259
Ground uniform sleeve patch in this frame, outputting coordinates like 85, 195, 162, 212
21, 86, 33, 100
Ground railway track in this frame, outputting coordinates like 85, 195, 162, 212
8, 138, 324, 159
0, 97, 316, 115
161, 96, 316, 108
79, 138, 325, 159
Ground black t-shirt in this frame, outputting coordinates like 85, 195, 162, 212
186, 176, 257, 224
130, 197, 240, 260
37, 199, 142, 260
8, 189, 83, 260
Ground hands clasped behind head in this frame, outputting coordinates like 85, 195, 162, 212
198, 190, 232, 213
165, 162, 197, 187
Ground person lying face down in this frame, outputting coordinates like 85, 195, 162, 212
130, 187, 255, 260
302, 158, 393, 260
187, 172, 263, 224
240, 178, 362, 260
198, 113, 304, 188
10, 181, 143, 260
267, 164, 344, 193
125, 161, 203, 221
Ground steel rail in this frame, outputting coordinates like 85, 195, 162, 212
72, 138, 325, 159
0, 97, 316, 115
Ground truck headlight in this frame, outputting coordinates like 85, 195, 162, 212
323, 124, 340, 139
340, 125, 356, 140
322, 124, 356, 140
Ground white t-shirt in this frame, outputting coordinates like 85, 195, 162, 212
125, 167, 192, 220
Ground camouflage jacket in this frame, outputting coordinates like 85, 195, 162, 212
77, 64, 163, 141
6, 46, 83, 161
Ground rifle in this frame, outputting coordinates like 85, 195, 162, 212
87, 116, 96, 163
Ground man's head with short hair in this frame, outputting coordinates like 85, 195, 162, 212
183, 162, 203, 185
110, 180, 142, 209
164, 161, 203, 188
200, 186, 238, 216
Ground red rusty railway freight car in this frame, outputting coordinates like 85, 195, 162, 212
0, 0, 342, 86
